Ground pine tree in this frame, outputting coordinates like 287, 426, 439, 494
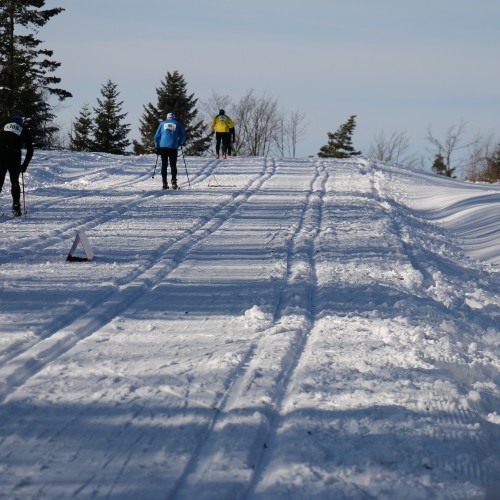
93, 80, 130, 154
134, 70, 211, 156
432, 153, 456, 177
318, 115, 361, 158
431, 153, 448, 176
0, 0, 72, 147
69, 104, 94, 151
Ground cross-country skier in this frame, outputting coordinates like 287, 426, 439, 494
154, 112, 186, 190
211, 109, 235, 159
0, 114, 33, 217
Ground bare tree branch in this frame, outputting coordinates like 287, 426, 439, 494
201, 90, 306, 157
464, 132, 496, 181
425, 120, 470, 175
285, 109, 307, 158
368, 130, 412, 164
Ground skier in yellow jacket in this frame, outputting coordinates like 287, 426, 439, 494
211, 109, 235, 159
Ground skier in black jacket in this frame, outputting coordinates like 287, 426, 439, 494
0, 115, 33, 216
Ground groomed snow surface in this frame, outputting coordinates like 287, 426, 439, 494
0, 152, 499, 499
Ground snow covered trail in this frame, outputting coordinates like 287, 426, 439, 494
0, 155, 321, 498
0, 153, 499, 499
171, 160, 328, 499
249, 160, 500, 499
0, 154, 263, 382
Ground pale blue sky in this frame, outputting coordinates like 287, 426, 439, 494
43, 0, 499, 161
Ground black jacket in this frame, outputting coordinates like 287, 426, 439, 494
0, 119, 34, 170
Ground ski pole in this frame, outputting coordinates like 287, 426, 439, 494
180, 146, 191, 188
152, 154, 159, 178
21, 172, 27, 216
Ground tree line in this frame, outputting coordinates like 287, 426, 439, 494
366, 120, 500, 183
0, 2, 306, 157
1, 1, 498, 182
69, 72, 308, 159
318, 115, 499, 183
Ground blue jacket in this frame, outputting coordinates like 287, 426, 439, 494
154, 118, 186, 149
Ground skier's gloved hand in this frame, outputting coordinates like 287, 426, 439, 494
20, 163, 28, 173
155, 148, 161, 155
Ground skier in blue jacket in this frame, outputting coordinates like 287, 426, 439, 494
154, 112, 186, 190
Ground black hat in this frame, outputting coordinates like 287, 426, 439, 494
11, 114, 23, 125
219, 109, 225, 115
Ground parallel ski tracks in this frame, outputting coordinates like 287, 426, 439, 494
1, 157, 226, 266
169, 161, 328, 499
0, 158, 152, 226
0, 158, 220, 255
0, 158, 274, 404
3, 158, 496, 497
242, 159, 494, 497
0, 158, 220, 363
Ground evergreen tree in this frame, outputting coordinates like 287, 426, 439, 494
484, 144, 500, 182
318, 115, 361, 158
69, 104, 94, 151
93, 80, 130, 154
0, 0, 72, 147
432, 153, 455, 177
134, 70, 211, 156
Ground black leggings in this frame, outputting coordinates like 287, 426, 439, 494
215, 132, 231, 155
0, 152, 21, 207
160, 148, 178, 183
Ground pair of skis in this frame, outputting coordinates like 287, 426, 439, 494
1, 212, 25, 220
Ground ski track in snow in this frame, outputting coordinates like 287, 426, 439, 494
0, 152, 499, 499
248, 161, 500, 499
0, 155, 272, 402
170, 160, 327, 499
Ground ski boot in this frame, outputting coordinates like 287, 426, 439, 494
12, 204, 22, 217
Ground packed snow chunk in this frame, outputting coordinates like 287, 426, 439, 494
468, 390, 482, 403
486, 412, 500, 424
244, 305, 267, 320
439, 319, 457, 334
483, 328, 500, 347
465, 297, 484, 309
244, 305, 273, 330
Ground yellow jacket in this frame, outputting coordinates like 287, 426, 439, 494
211, 113, 235, 133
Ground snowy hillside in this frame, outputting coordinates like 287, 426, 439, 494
0, 152, 499, 499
